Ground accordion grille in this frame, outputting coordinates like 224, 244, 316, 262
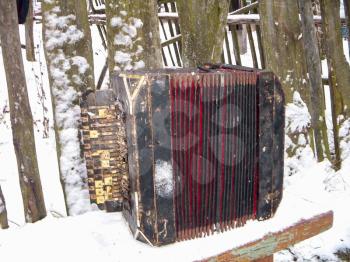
170, 71, 259, 240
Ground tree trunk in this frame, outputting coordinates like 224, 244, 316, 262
321, 0, 350, 117
298, 0, 330, 162
0, 186, 9, 229
320, 0, 350, 169
25, 0, 35, 61
259, 0, 312, 162
176, 0, 230, 67
344, 0, 350, 59
42, 0, 95, 215
0, 0, 47, 222
259, 0, 310, 103
105, 0, 163, 74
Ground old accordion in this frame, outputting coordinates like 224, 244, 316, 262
110, 65, 285, 246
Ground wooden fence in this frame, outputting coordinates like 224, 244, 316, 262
73, 1, 348, 88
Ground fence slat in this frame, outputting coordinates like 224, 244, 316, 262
229, 25, 242, 66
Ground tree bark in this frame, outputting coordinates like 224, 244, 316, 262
320, 0, 350, 169
321, 0, 350, 117
0, 186, 9, 229
344, 0, 350, 59
259, 0, 310, 103
298, 0, 330, 162
0, 0, 47, 222
25, 0, 35, 61
176, 0, 230, 67
259, 0, 312, 161
42, 0, 95, 215
105, 0, 163, 74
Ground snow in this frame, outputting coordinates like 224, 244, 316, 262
110, 17, 123, 27
286, 91, 311, 133
0, 162, 340, 262
155, 160, 173, 198
110, 11, 145, 71
71, 56, 90, 75
0, 182, 334, 262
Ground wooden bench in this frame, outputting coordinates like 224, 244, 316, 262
201, 211, 333, 262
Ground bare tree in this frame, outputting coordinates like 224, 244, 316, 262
105, 0, 163, 73
42, 0, 95, 215
320, 0, 350, 169
0, 186, 8, 229
0, 0, 47, 222
176, 0, 230, 67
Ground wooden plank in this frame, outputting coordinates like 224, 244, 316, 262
35, 13, 348, 26
160, 35, 182, 47
246, 24, 258, 68
200, 211, 333, 262
255, 25, 265, 69
158, 0, 176, 4
224, 28, 232, 64
241, 0, 258, 68
254, 255, 273, 262
229, 25, 242, 66
228, 2, 259, 15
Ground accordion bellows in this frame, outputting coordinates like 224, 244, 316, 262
112, 65, 285, 246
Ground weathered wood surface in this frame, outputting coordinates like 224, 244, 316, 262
176, 0, 230, 67
84, 13, 347, 26
0, 0, 47, 223
25, 0, 35, 61
0, 185, 8, 229
321, 0, 350, 170
200, 211, 333, 262
298, 0, 330, 163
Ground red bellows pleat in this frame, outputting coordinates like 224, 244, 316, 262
170, 70, 260, 240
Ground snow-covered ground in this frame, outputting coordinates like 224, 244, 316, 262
0, 19, 350, 262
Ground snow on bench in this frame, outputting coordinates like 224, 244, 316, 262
0, 186, 333, 262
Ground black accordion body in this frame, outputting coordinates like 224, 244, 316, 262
110, 65, 285, 246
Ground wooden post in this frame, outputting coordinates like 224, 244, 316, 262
320, 0, 350, 169
0, 0, 47, 222
25, 0, 35, 61
230, 25, 242, 65
0, 186, 9, 229
343, 0, 350, 59
298, 0, 330, 162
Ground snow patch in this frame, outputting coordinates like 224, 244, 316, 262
71, 56, 89, 75
109, 11, 145, 71
110, 17, 123, 27
286, 91, 311, 133
155, 160, 173, 198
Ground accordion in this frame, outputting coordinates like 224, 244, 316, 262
111, 65, 284, 246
